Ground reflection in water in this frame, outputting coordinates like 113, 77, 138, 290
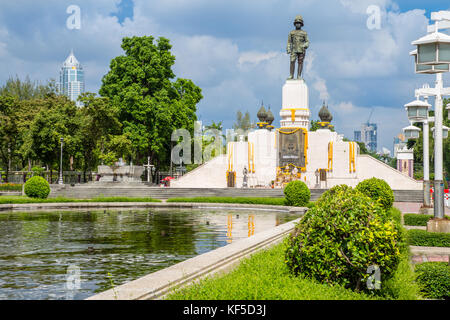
0, 208, 301, 300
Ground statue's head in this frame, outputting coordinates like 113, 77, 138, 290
294, 15, 304, 29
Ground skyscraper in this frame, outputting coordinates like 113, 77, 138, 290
354, 123, 377, 152
59, 50, 84, 106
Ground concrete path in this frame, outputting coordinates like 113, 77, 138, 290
394, 202, 450, 214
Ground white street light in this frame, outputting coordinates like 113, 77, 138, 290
447, 103, 450, 120
404, 99, 431, 121
410, 11, 450, 221
431, 125, 450, 139
402, 125, 421, 139
412, 31, 450, 65
410, 49, 450, 74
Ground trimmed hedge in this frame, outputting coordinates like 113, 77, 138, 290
0, 183, 23, 191
284, 180, 310, 207
167, 197, 286, 206
404, 214, 450, 226
285, 185, 402, 291
0, 196, 162, 204
407, 229, 450, 247
356, 177, 394, 210
24, 176, 50, 199
415, 262, 450, 299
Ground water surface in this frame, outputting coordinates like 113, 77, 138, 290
0, 208, 300, 300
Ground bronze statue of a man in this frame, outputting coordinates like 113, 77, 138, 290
287, 15, 309, 80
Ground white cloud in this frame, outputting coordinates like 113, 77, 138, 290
238, 51, 278, 66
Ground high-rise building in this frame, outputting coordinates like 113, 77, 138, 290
59, 50, 84, 106
354, 123, 377, 152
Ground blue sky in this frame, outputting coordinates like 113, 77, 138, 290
0, 0, 449, 153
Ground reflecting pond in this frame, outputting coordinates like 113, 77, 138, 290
0, 208, 301, 300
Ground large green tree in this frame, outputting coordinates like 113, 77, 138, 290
99, 36, 202, 171
76, 93, 126, 177
27, 94, 79, 177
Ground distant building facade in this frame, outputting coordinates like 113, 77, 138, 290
393, 133, 414, 178
354, 123, 377, 152
59, 50, 84, 106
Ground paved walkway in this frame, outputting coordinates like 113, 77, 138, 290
394, 202, 450, 214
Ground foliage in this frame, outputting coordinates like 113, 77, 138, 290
0, 196, 161, 204
99, 36, 202, 170
415, 262, 450, 300
0, 183, 22, 191
284, 180, 311, 207
166, 241, 418, 300
404, 214, 450, 226
233, 111, 253, 133
167, 197, 287, 206
0, 76, 55, 100
410, 97, 450, 182
285, 186, 402, 292
24, 176, 50, 199
355, 177, 394, 210
407, 229, 450, 247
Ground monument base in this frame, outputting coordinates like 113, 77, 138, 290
427, 218, 450, 233
97, 165, 144, 183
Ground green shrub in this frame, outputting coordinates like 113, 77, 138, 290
415, 262, 450, 299
407, 229, 450, 247
284, 180, 310, 207
285, 186, 402, 292
404, 214, 450, 226
356, 178, 394, 210
0, 183, 23, 191
166, 197, 286, 206
24, 176, 50, 199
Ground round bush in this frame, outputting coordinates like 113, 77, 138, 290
24, 176, 50, 199
356, 178, 394, 210
284, 180, 310, 207
285, 186, 402, 291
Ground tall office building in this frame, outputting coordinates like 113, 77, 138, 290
59, 50, 84, 106
354, 123, 377, 152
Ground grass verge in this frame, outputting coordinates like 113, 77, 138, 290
415, 262, 450, 300
167, 196, 315, 208
407, 229, 450, 247
404, 213, 450, 226
0, 183, 23, 191
0, 196, 161, 204
165, 241, 419, 300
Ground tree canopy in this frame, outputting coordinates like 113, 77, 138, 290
99, 36, 203, 169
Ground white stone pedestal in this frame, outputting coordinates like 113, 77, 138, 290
280, 79, 310, 129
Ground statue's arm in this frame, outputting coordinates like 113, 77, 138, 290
304, 32, 310, 50
287, 32, 292, 54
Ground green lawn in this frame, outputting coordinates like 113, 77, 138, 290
167, 196, 315, 208
165, 242, 419, 300
0, 196, 161, 204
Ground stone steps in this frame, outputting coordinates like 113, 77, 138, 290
49, 186, 424, 202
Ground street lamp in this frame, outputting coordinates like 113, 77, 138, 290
447, 103, 450, 120
402, 125, 421, 139
405, 98, 431, 121
431, 125, 450, 139
410, 10, 450, 221
58, 137, 64, 185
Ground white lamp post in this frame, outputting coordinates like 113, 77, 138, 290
447, 103, 450, 120
411, 11, 450, 220
58, 137, 64, 185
